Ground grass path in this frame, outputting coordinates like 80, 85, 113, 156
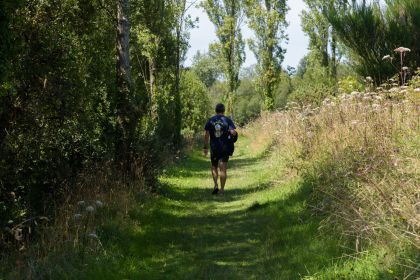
89, 136, 351, 279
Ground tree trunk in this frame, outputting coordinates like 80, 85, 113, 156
228, 2, 237, 119
149, 58, 157, 120
115, 0, 133, 166
331, 28, 337, 80
174, 1, 186, 147
117, 0, 132, 91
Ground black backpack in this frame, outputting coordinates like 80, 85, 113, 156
226, 130, 238, 156
210, 117, 237, 156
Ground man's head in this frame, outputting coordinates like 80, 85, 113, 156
215, 103, 225, 114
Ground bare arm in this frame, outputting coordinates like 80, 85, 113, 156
203, 130, 209, 156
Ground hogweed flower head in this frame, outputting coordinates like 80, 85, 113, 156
95, 200, 103, 208
77, 201, 85, 206
85, 206, 95, 213
88, 233, 98, 239
394, 47, 411, 53
382, 55, 392, 61
74, 214, 82, 220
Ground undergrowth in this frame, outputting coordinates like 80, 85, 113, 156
0, 162, 148, 279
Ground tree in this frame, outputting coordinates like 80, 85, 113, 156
203, 0, 245, 117
180, 71, 210, 135
326, 0, 420, 83
172, 0, 198, 145
244, 0, 288, 110
301, 0, 342, 80
115, 0, 140, 167
191, 51, 222, 88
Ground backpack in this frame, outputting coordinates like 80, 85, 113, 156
210, 117, 237, 156
226, 130, 238, 156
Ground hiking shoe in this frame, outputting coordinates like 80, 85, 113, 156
212, 188, 219, 195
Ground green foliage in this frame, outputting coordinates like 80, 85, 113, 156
180, 71, 210, 136
191, 51, 222, 88
203, 0, 245, 116
289, 51, 335, 105
244, 0, 288, 111
295, 55, 309, 78
274, 71, 293, 108
234, 74, 262, 126
0, 0, 191, 228
337, 75, 364, 94
0, 0, 116, 222
327, 0, 420, 83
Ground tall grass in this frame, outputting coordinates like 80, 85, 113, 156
0, 162, 146, 279
246, 76, 420, 275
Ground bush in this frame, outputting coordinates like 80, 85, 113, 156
180, 71, 210, 135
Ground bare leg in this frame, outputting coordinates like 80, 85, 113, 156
211, 164, 219, 189
219, 161, 227, 193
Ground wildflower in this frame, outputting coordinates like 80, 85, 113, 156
365, 76, 373, 82
400, 86, 408, 89
400, 89, 408, 94
95, 200, 103, 208
88, 233, 98, 239
85, 206, 95, 213
402, 66, 409, 71
77, 201, 85, 206
376, 87, 383, 91
382, 55, 391, 60
7, 220, 13, 224
372, 104, 381, 111
415, 88, 420, 92
374, 96, 383, 100
394, 47, 411, 53
74, 214, 82, 220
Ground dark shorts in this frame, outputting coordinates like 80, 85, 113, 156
210, 152, 229, 167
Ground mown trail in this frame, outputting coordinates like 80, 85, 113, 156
90, 136, 343, 279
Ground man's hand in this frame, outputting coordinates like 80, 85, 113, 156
230, 129, 237, 136
203, 147, 208, 157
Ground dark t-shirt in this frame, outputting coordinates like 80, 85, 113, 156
204, 115, 236, 155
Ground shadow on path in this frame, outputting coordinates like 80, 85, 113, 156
95, 140, 344, 280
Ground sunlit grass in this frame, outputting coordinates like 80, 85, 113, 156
72, 134, 373, 279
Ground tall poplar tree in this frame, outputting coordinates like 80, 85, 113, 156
301, 0, 347, 80
203, 0, 245, 117
115, 0, 140, 167
244, 0, 288, 110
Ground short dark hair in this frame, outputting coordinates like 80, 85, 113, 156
215, 103, 225, 113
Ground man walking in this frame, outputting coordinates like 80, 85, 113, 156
203, 103, 237, 195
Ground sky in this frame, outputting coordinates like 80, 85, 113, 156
185, 0, 310, 69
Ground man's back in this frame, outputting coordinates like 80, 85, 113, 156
205, 114, 236, 156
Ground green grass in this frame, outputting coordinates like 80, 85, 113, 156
24, 135, 409, 279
